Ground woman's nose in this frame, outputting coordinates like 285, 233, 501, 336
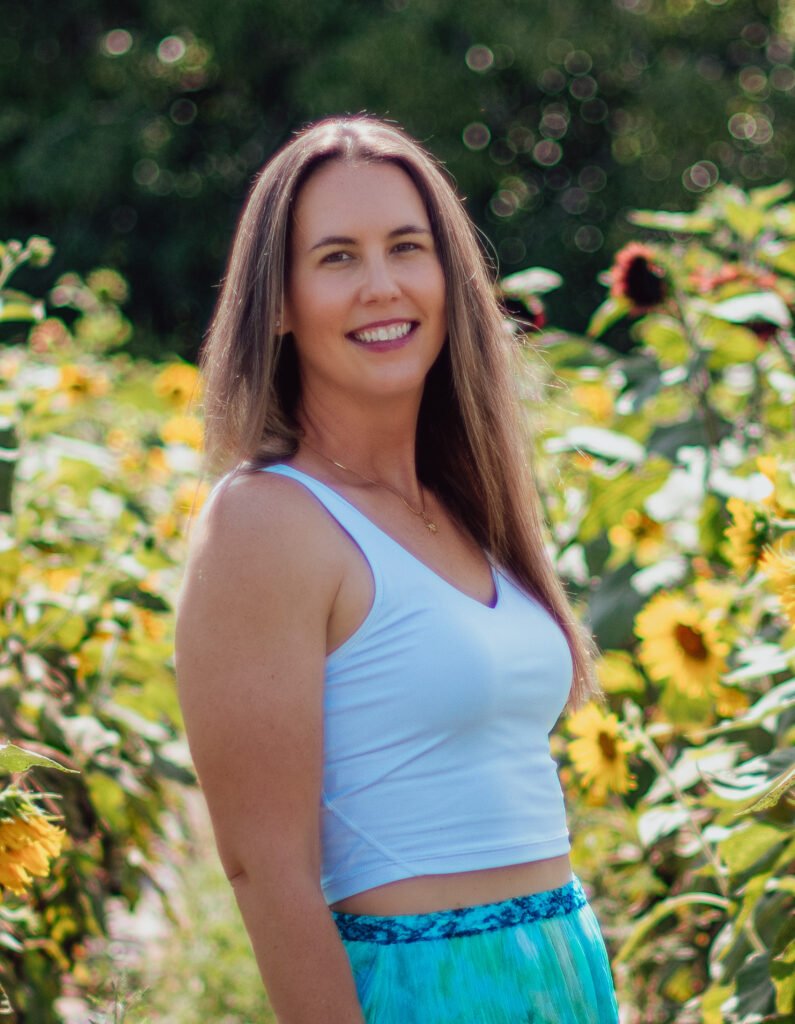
359, 256, 401, 302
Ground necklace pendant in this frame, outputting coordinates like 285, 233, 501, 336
425, 519, 438, 534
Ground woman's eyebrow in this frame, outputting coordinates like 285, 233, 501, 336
309, 225, 431, 252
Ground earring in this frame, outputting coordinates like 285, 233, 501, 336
275, 319, 281, 328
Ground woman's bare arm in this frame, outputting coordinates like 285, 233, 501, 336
174, 473, 365, 1023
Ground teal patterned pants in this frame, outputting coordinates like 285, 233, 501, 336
332, 875, 620, 1023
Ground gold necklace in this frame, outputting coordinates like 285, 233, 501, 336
301, 440, 438, 534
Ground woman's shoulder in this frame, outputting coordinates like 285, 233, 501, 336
184, 464, 346, 588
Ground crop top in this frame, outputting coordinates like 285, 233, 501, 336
242, 463, 573, 904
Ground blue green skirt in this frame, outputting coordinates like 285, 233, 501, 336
332, 875, 619, 1023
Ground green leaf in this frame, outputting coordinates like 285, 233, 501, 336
705, 678, 795, 736
723, 651, 792, 685
626, 209, 715, 233
705, 292, 792, 329
636, 804, 690, 846
723, 201, 766, 242
731, 951, 775, 1021
586, 295, 631, 337
771, 917, 795, 1014
741, 762, 795, 815
760, 242, 795, 277
576, 456, 671, 543
749, 180, 794, 209
0, 742, 79, 774
500, 266, 563, 297
634, 315, 689, 365
615, 892, 730, 964
545, 426, 646, 463
718, 822, 789, 876
0, 289, 45, 323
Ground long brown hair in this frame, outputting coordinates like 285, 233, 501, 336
199, 114, 600, 709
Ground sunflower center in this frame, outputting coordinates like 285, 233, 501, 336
626, 257, 665, 307
597, 730, 618, 761
674, 623, 709, 660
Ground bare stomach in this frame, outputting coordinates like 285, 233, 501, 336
328, 853, 573, 915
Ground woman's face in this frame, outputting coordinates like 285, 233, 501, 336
282, 159, 448, 409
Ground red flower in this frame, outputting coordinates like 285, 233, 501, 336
525, 295, 547, 331
610, 243, 666, 314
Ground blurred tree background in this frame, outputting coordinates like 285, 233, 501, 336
2, 0, 794, 361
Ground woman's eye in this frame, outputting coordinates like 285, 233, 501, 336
322, 251, 352, 263
393, 241, 419, 253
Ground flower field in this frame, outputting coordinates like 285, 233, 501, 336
0, 180, 793, 1022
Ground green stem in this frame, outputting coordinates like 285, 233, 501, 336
630, 724, 770, 956
633, 725, 730, 898
672, 283, 722, 455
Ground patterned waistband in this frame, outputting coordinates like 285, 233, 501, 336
332, 874, 587, 944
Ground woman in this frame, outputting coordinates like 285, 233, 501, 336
175, 115, 620, 1023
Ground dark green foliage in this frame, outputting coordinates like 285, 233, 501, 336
2, 0, 793, 357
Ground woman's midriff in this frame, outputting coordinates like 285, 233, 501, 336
328, 853, 573, 915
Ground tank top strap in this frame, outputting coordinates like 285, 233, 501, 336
258, 463, 402, 579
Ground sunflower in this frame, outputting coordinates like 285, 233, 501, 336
566, 703, 635, 805
634, 592, 730, 697
759, 542, 795, 626
609, 242, 667, 315
756, 455, 794, 519
0, 802, 67, 896
58, 364, 110, 404
159, 414, 204, 450
608, 508, 666, 567
570, 382, 615, 424
724, 498, 772, 575
154, 362, 203, 412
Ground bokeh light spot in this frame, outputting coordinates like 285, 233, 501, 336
133, 159, 159, 187
490, 190, 519, 218
682, 160, 719, 192
170, 99, 197, 126
158, 35, 186, 64
466, 45, 494, 72
579, 165, 607, 192
533, 140, 563, 167
103, 29, 132, 57
574, 226, 603, 252
564, 50, 592, 76
463, 122, 491, 150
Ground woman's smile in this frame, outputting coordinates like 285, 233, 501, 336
347, 318, 418, 350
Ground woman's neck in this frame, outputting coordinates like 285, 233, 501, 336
296, 389, 423, 494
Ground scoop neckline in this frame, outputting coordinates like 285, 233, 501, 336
265, 462, 501, 611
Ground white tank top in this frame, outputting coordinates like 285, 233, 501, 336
261, 463, 573, 904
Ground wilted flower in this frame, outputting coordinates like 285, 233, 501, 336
610, 242, 667, 314
86, 268, 129, 304
689, 263, 778, 297
28, 317, 71, 354
26, 236, 55, 268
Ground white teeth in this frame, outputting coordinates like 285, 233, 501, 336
352, 322, 413, 343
